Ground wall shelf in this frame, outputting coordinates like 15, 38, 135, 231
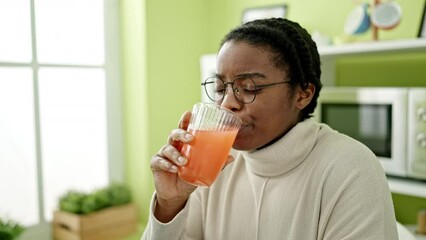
317, 38, 426, 86
319, 38, 426, 58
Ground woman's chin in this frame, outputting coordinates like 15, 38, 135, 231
232, 136, 256, 151
232, 125, 258, 151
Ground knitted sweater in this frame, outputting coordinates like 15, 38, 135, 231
142, 119, 398, 240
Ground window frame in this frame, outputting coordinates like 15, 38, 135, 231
0, 0, 123, 239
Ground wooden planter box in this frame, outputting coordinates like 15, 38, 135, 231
52, 203, 137, 240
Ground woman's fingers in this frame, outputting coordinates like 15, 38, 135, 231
151, 111, 193, 175
151, 154, 179, 173
167, 128, 193, 145
159, 144, 187, 166
178, 111, 192, 130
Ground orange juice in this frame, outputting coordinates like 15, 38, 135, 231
178, 128, 238, 187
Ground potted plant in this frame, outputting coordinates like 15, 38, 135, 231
52, 183, 137, 240
0, 218, 25, 240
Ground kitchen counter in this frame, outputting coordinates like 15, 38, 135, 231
405, 225, 426, 240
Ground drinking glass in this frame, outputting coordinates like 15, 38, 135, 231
178, 103, 242, 187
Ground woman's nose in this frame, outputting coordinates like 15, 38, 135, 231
220, 86, 242, 111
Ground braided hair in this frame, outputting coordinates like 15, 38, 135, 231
220, 18, 322, 121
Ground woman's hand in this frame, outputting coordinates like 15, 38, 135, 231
150, 111, 197, 222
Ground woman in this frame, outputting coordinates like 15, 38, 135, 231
142, 18, 398, 240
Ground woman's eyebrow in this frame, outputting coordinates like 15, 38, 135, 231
214, 73, 223, 78
237, 72, 266, 79
215, 72, 267, 80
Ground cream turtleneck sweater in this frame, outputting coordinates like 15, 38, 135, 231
142, 119, 398, 240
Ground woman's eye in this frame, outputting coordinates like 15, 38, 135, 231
214, 88, 225, 93
243, 89, 259, 94
242, 85, 257, 92
237, 79, 257, 92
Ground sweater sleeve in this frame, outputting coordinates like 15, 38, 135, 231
141, 191, 204, 240
141, 193, 188, 240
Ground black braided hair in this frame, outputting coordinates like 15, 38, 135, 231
220, 18, 322, 121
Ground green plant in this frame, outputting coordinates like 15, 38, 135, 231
0, 218, 25, 240
59, 190, 87, 214
59, 183, 132, 215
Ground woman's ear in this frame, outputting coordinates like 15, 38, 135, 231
296, 83, 315, 110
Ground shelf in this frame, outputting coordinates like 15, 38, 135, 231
317, 38, 426, 86
388, 176, 426, 198
318, 38, 426, 58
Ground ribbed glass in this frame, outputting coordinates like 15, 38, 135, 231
189, 103, 242, 131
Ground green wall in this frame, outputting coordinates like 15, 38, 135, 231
145, 0, 208, 157
121, 0, 426, 230
120, 0, 211, 229
393, 193, 426, 224
120, 0, 151, 229
336, 52, 426, 86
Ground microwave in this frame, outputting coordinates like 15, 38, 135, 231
314, 87, 426, 180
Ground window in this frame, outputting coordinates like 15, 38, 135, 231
0, 0, 122, 239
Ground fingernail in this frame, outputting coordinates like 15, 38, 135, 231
170, 165, 178, 173
178, 156, 187, 165
184, 134, 193, 141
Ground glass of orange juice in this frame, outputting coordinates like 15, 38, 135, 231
178, 103, 242, 187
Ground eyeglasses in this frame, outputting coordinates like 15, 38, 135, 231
201, 76, 291, 104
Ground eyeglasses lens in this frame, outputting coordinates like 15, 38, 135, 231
204, 77, 257, 103
204, 77, 224, 102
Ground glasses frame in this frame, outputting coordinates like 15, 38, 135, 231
201, 76, 291, 104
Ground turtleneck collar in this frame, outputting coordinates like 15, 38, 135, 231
241, 119, 320, 177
